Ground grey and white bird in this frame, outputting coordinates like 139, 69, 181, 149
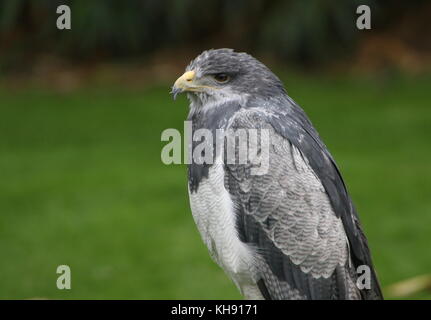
171, 48, 383, 300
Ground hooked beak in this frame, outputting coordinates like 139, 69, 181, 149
171, 70, 196, 100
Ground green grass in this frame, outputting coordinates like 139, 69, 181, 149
0, 72, 430, 299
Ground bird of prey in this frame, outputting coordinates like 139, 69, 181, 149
171, 48, 382, 300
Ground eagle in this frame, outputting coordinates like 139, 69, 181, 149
171, 48, 383, 300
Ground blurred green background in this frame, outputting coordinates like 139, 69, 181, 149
0, 1, 430, 299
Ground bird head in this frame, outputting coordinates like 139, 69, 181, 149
171, 48, 285, 107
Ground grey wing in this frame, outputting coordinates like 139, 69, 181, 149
224, 109, 361, 299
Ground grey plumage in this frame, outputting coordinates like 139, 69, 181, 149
225, 108, 359, 299
173, 48, 383, 300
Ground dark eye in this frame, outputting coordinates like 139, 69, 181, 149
213, 73, 230, 83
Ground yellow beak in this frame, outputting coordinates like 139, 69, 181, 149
171, 70, 196, 99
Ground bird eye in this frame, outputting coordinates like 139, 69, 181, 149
213, 73, 230, 83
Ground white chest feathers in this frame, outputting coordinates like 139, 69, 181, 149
188, 160, 260, 296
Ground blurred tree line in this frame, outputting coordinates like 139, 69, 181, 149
0, 0, 429, 72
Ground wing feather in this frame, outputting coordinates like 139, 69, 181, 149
224, 105, 382, 299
